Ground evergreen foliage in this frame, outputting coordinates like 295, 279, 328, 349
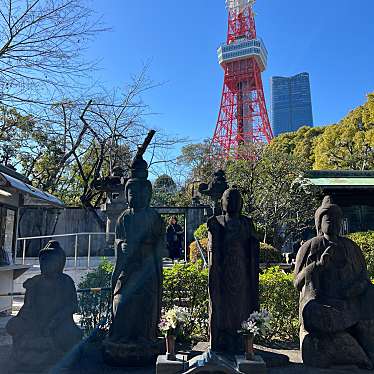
347, 231, 374, 278
77, 258, 113, 334
269, 93, 374, 171
77, 260, 301, 343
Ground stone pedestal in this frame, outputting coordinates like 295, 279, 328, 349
157, 351, 268, 374
235, 355, 267, 374
156, 355, 187, 374
185, 350, 239, 374
102, 339, 163, 367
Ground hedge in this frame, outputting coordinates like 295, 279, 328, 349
78, 231, 374, 341
78, 260, 299, 343
259, 243, 283, 264
189, 238, 208, 263
189, 236, 282, 265
77, 258, 113, 334
259, 266, 299, 342
347, 231, 374, 278
194, 223, 208, 240
163, 261, 209, 342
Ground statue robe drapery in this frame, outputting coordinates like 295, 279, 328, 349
109, 207, 165, 343
207, 214, 259, 353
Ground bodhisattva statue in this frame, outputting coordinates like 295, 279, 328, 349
294, 196, 374, 369
6, 241, 82, 371
104, 154, 166, 366
207, 187, 259, 353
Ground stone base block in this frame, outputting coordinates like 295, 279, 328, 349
235, 355, 267, 374
102, 338, 163, 367
187, 350, 242, 374
156, 355, 187, 374
9, 336, 66, 373
300, 328, 374, 369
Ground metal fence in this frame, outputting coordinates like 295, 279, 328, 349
16, 232, 115, 269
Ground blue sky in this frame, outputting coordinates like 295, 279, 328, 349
85, 0, 374, 144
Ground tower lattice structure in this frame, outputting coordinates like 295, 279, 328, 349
211, 0, 273, 159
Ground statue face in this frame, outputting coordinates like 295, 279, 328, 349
40, 252, 64, 275
321, 212, 341, 236
126, 182, 150, 210
222, 189, 242, 214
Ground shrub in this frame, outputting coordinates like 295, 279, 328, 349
189, 237, 208, 263
77, 258, 113, 334
259, 242, 283, 264
259, 266, 299, 342
194, 223, 208, 240
189, 223, 209, 263
163, 261, 209, 342
347, 231, 374, 278
77, 262, 300, 344
77, 259, 209, 341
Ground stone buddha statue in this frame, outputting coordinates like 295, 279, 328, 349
104, 154, 166, 366
207, 187, 259, 353
6, 240, 82, 371
294, 196, 374, 369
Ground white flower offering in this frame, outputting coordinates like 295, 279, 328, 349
238, 309, 272, 337
159, 306, 189, 336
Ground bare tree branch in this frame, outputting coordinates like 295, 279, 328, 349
0, 0, 108, 108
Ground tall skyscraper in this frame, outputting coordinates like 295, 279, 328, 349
271, 72, 313, 136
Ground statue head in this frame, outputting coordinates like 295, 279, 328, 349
125, 154, 152, 211
125, 179, 152, 210
222, 187, 243, 216
39, 240, 66, 275
315, 196, 343, 236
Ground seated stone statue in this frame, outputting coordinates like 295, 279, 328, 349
6, 240, 82, 371
294, 196, 374, 369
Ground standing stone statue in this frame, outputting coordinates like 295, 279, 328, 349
294, 196, 374, 369
207, 187, 259, 353
104, 152, 166, 366
6, 241, 82, 372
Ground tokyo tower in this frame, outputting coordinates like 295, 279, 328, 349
211, 0, 273, 159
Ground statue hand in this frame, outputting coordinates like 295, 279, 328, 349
317, 245, 335, 268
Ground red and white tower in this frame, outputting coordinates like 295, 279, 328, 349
211, 0, 273, 159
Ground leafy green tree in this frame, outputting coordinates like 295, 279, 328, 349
177, 140, 219, 184
153, 174, 177, 193
152, 174, 180, 206
314, 94, 374, 170
269, 126, 325, 168
269, 93, 374, 171
0, 106, 34, 166
227, 146, 321, 249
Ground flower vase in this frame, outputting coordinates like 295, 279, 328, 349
244, 333, 255, 361
166, 335, 176, 361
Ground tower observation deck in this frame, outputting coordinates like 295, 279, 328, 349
211, 0, 273, 159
